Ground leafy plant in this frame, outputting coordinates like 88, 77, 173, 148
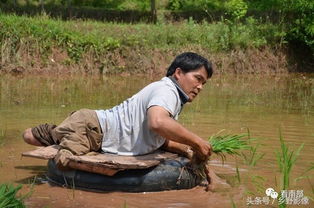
225, 0, 248, 21
167, 0, 223, 11
286, 0, 314, 54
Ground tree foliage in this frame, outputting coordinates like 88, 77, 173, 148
225, 0, 248, 20
282, 0, 314, 53
1, 0, 313, 54
167, 0, 313, 54
2, 0, 151, 11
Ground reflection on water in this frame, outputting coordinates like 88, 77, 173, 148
0, 74, 313, 207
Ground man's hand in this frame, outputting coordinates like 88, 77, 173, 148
193, 139, 212, 162
147, 106, 212, 161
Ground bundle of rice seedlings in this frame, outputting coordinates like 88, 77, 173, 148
0, 184, 25, 208
191, 133, 249, 182
209, 134, 249, 162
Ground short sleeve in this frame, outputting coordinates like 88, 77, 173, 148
147, 87, 180, 117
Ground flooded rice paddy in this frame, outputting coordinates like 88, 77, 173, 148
0, 73, 313, 208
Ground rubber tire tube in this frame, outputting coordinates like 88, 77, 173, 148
46, 157, 202, 192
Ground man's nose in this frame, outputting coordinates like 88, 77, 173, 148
196, 83, 203, 91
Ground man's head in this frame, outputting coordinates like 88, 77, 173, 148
166, 52, 213, 102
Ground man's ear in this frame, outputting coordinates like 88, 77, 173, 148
173, 68, 182, 80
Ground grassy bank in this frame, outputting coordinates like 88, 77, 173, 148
0, 14, 309, 74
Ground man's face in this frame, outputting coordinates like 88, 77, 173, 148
173, 66, 208, 102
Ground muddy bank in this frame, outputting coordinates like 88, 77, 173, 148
1, 46, 311, 76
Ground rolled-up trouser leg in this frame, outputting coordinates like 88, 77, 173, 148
51, 109, 103, 156
31, 124, 58, 146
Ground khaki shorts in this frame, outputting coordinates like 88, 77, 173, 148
32, 109, 103, 155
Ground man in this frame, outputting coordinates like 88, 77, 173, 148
23, 52, 213, 170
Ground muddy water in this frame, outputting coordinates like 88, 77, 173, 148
0, 74, 313, 208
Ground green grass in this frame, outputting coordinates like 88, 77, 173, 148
0, 14, 282, 63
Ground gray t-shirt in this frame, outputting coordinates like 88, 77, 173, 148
95, 77, 183, 155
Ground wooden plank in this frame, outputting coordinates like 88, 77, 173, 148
22, 145, 60, 159
67, 161, 120, 176
22, 145, 179, 172
69, 150, 177, 169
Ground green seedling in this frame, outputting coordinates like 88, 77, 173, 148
209, 133, 249, 162
276, 133, 304, 191
276, 132, 304, 208
0, 184, 26, 208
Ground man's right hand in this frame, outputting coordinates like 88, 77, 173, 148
194, 139, 212, 162
147, 106, 212, 162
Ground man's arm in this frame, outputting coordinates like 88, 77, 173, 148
161, 139, 194, 159
147, 106, 211, 161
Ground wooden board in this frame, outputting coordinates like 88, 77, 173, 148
22, 145, 60, 159
22, 145, 178, 176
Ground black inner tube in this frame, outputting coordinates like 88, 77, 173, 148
47, 157, 202, 192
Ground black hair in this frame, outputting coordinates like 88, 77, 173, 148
166, 52, 213, 78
